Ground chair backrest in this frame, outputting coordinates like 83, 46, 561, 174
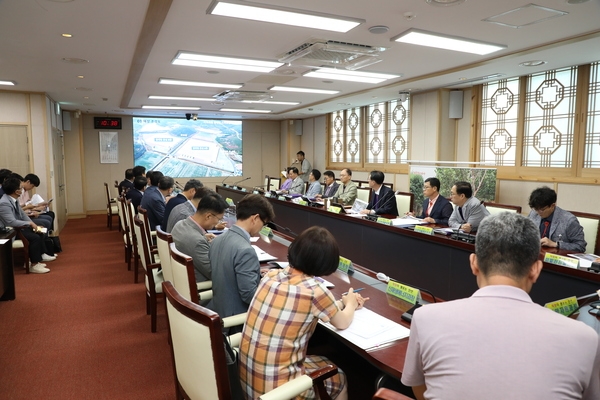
269, 177, 281, 190
138, 207, 156, 260
395, 191, 414, 215
125, 200, 137, 252
103, 182, 112, 207
155, 225, 174, 283
483, 202, 522, 216
163, 281, 232, 400
133, 217, 150, 272
570, 211, 600, 254
356, 187, 371, 203
169, 242, 199, 304
117, 197, 128, 234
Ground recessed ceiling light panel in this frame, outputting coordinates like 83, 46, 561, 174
173, 52, 283, 73
142, 105, 201, 110
270, 86, 340, 94
0, 80, 16, 86
149, 95, 215, 102
392, 28, 506, 55
158, 78, 243, 89
207, 0, 363, 33
220, 108, 271, 113
303, 68, 399, 84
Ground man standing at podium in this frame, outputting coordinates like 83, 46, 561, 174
402, 213, 600, 400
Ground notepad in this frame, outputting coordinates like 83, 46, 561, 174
319, 307, 410, 350
251, 245, 277, 262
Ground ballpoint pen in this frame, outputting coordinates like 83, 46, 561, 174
342, 288, 364, 295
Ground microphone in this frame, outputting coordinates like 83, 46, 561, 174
175, 181, 184, 190
266, 221, 298, 238
221, 173, 234, 187
232, 176, 251, 189
366, 189, 399, 216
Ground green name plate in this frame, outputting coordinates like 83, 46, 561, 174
241, 188, 247, 192
253, 190, 259, 194
414, 225, 434, 235
377, 217, 392, 226
225, 198, 234, 206
545, 296, 579, 316
264, 192, 272, 198
386, 280, 420, 305
543, 253, 579, 269
278, 196, 286, 201
329, 206, 342, 214
259, 226, 272, 237
298, 200, 308, 206
337, 256, 353, 274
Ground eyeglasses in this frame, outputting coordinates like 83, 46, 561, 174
533, 205, 553, 213
423, 186, 432, 190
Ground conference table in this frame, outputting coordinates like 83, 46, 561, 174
217, 185, 600, 306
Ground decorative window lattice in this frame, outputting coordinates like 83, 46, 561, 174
346, 107, 361, 163
522, 67, 577, 167
387, 99, 409, 164
330, 111, 344, 163
366, 103, 385, 163
584, 61, 600, 168
480, 78, 519, 166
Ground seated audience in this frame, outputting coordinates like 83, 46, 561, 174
527, 186, 586, 252
416, 177, 453, 225
0, 168, 13, 197
140, 174, 174, 231
208, 194, 274, 333
126, 176, 146, 213
118, 168, 134, 196
239, 226, 367, 400
448, 181, 490, 233
12, 173, 53, 232
279, 167, 293, 191
132, 165, 146, 178
171, 192, 229, 284
165, 187, 210, 233
332, 168, 357, 205
162, 179, 203, 230
282, 167, 304, 195
360, 170, 398, 216
305, 169, 322, 198
0, 177, 56, 273
316, 170, 340, 199
401, 212, 600, 400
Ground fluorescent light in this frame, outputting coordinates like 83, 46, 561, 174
173, 52, 283, 73
149, 95, 215, 102
207, 0, 363, 33
142, 105, 200, 110
241, 100, 300, 105
220, 108, 271, 113
303, 68, 399, 84
0, 80, 16, 86
392, 29, 506, 55
159, 78, 243, 89
270, 86, 340, 95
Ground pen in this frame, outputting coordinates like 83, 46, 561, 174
342, 288, 364, 295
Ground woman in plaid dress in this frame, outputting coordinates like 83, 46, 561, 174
239, 226, 367, 400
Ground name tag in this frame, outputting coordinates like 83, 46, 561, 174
253, 190, 259, 194
264, 192, 272, 198
386, 280, 420, 305
545, 296, 579, 316
259, 226, 272, 237
225, 198, 234, 206
278, 196, 286, 201
337, 256, 353, 274
414, 225, 434, 235
543, 253, 579, 269
298, 200, 308, 206
241, 188, 247, 192
376, 217, 392, 226
328, 206, 342, 214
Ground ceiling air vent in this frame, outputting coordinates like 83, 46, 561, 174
278, 40, 386, 70
213, 90, 272, 102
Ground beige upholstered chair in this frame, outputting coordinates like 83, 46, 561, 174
394, 191, 414, 216
483, 202, 522, 216
103, 182, 119, 230
155, 225, 174, 284
117, 197, 133, 270
12, 227, 30, 273
570, 211, 600, 254
356, 187, 371, 203
162, 281, 337, 400
134, 216, 163, 332
169, 243, 213, 303
269, 176, 281, 190
138, 207, 158, 254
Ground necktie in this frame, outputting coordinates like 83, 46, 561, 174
373, 193, 379, 206
458, 206, 464, 220
13, 198, 20, 217
541, 220, 550, 238
426, 199, 434, 216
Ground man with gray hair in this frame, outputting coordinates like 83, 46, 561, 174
402, 212, 600, 400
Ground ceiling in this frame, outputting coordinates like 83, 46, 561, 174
1, 0, 599, 121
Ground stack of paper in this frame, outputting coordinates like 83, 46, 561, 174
252, 245, 277, 262
319, 307, 410, 350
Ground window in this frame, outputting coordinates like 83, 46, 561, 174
584, 62, 600, 168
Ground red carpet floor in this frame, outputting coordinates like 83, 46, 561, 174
0, 215, 173, 399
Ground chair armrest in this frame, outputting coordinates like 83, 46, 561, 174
197, 280, 212, 291
222, 312, 247, 328
227, 332, 242, 348
148, 262, 161, 270
372, 388, 414, 400
198, 290, 213, 301
258, 376, 313, 400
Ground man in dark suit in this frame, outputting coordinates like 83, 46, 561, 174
417, 177, 453, 225
360, 170, 398, 216
126, 176, 146, 214
141, 174, 174, 231
316, 170, 339, 199
161, 178, 203, 229
118, 168, 135, 196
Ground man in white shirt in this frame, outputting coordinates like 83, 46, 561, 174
402, 212, 600, 400
305, 169, 322, 198
294, 151, 311, 182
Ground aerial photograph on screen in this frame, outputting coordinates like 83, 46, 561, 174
133, 117, 242, 178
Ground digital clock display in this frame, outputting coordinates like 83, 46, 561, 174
94, 117, 122, 130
